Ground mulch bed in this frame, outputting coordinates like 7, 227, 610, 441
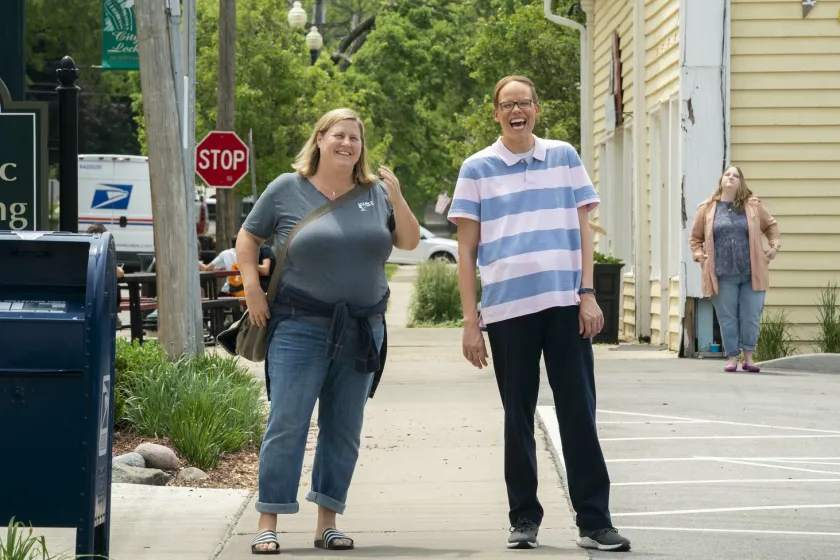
112, 430, 258, 489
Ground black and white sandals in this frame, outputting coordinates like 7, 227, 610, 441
314, 527, 355, 550
251, 529, 280, 555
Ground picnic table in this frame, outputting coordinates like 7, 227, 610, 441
120, 269, 245, 343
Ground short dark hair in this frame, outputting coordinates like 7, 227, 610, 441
493, 75, 540, 108
86, 223, 107, 234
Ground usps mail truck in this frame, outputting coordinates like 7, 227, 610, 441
78, 155, 154, 270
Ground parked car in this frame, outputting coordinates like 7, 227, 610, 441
388, 226, 458, 264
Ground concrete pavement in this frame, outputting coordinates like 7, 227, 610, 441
42, 264, 839, 559
217, 265, 585, 558
35, 265, 584, 559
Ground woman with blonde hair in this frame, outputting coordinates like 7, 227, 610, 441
236, 108, 419, 554
690, 165, 781, 373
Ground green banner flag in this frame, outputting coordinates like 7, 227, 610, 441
102, 0, 138, 70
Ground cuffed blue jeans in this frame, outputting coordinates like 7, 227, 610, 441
712, 274, 766, 358
256, 317, 384, 515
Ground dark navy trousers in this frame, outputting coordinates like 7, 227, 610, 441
486, 305, 612, 530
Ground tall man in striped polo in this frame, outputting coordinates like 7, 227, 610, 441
448, 75, 630, 553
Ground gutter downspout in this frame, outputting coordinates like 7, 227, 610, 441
544, 0, 592, 172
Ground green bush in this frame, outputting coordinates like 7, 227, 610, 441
114, 339, 167, 426
117, 347, 265, 470
594, 251, 624, 265
409, 261, 464, 326
816, 283, 840, 354
754, 310, 795, 362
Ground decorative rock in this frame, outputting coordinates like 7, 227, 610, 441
134, 442, 179, 470
113, 452, 145, 468
176, 467, 209, 483
112, 463, 171, 486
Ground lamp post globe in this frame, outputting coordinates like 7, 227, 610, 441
287, 1, 306, 29
305, 25, 324, 64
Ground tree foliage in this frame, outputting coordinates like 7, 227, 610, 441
27, 0, 583, 212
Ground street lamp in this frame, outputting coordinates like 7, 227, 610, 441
287, 1, 306, 29
287, 1, 324, 65
305, 25, 324, 65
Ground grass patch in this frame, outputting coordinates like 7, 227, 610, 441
408, 261, 469, 327
816, 283, 840, 353
385, 263, 398, 280
754, 310, 795, 362
114, 339, 167, 427
117, 342, 265, 470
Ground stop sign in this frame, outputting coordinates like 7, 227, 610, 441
195, 131, 249, 189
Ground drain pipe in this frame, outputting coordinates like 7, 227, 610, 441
544, 0, 593, 172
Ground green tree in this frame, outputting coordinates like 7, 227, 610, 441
460, 1, 582, 155
346, 1, 482, 210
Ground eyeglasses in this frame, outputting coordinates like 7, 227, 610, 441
498, 99, 534, 112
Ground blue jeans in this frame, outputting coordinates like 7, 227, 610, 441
712, 274, 766, 358
256, 317, 384, 515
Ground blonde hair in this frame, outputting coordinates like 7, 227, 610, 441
493, 75, 540, 107
712, 165, 752, 211
292, 108, 377, 186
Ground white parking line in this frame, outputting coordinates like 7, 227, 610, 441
612, 478, 840, 487
616, 526, 840, 537
606, 456, 840, 463
598, 409, 840, 435
701, 457, 840, 476
601, 435, 840, 442
598, 420, 710, 425
612, 504, 840, 517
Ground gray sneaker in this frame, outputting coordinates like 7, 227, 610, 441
507, 519, 539, 549
577, 527, 631, 552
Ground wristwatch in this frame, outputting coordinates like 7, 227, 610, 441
578, 287, 596, 296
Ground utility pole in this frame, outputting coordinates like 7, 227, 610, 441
166, 0, 204, 354
215, 0, 238, 251
135, 0, 196, 359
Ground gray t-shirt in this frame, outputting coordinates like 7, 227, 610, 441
713, 200, 751, 277
242, 172, 394, 307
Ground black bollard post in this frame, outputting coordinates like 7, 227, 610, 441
57, 55, 80, 233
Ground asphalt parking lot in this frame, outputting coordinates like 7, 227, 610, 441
538, 347, 840, 560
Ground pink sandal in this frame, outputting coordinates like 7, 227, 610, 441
742, 363, 761, 373
724, 363, 738, 373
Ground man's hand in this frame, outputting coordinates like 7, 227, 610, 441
245, 289, 270, 328
579, 294, 604, 339
764, 247, 777, 261
462, 321, 488, 369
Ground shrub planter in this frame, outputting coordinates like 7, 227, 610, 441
594, 263, 624, 344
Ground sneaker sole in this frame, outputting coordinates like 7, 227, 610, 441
576, 537, 630, 552
507, 540, 538, 549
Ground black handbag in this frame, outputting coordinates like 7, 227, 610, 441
217, 185, 364, 361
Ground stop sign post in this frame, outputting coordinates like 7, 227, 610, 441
195, 131, 249, 189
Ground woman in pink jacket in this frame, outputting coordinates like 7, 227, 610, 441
689, 166, 781, 373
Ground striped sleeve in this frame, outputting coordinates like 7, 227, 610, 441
448, 161, 481, 223
567, 146, 599, 211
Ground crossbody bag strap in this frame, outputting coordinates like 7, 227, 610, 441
264, 184, 365, 302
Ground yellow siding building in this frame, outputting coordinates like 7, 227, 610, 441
570, 0, 840, 353
730, 1, 840, 348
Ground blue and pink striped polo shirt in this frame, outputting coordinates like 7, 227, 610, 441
448, 136, 599, 324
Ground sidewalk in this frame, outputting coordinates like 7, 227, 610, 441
216, 265, 584, 558
38, 265, 584, 559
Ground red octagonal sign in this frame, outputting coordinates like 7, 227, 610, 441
195, 130, 249, 189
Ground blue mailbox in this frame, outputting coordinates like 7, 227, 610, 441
0, 231, 117, 557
